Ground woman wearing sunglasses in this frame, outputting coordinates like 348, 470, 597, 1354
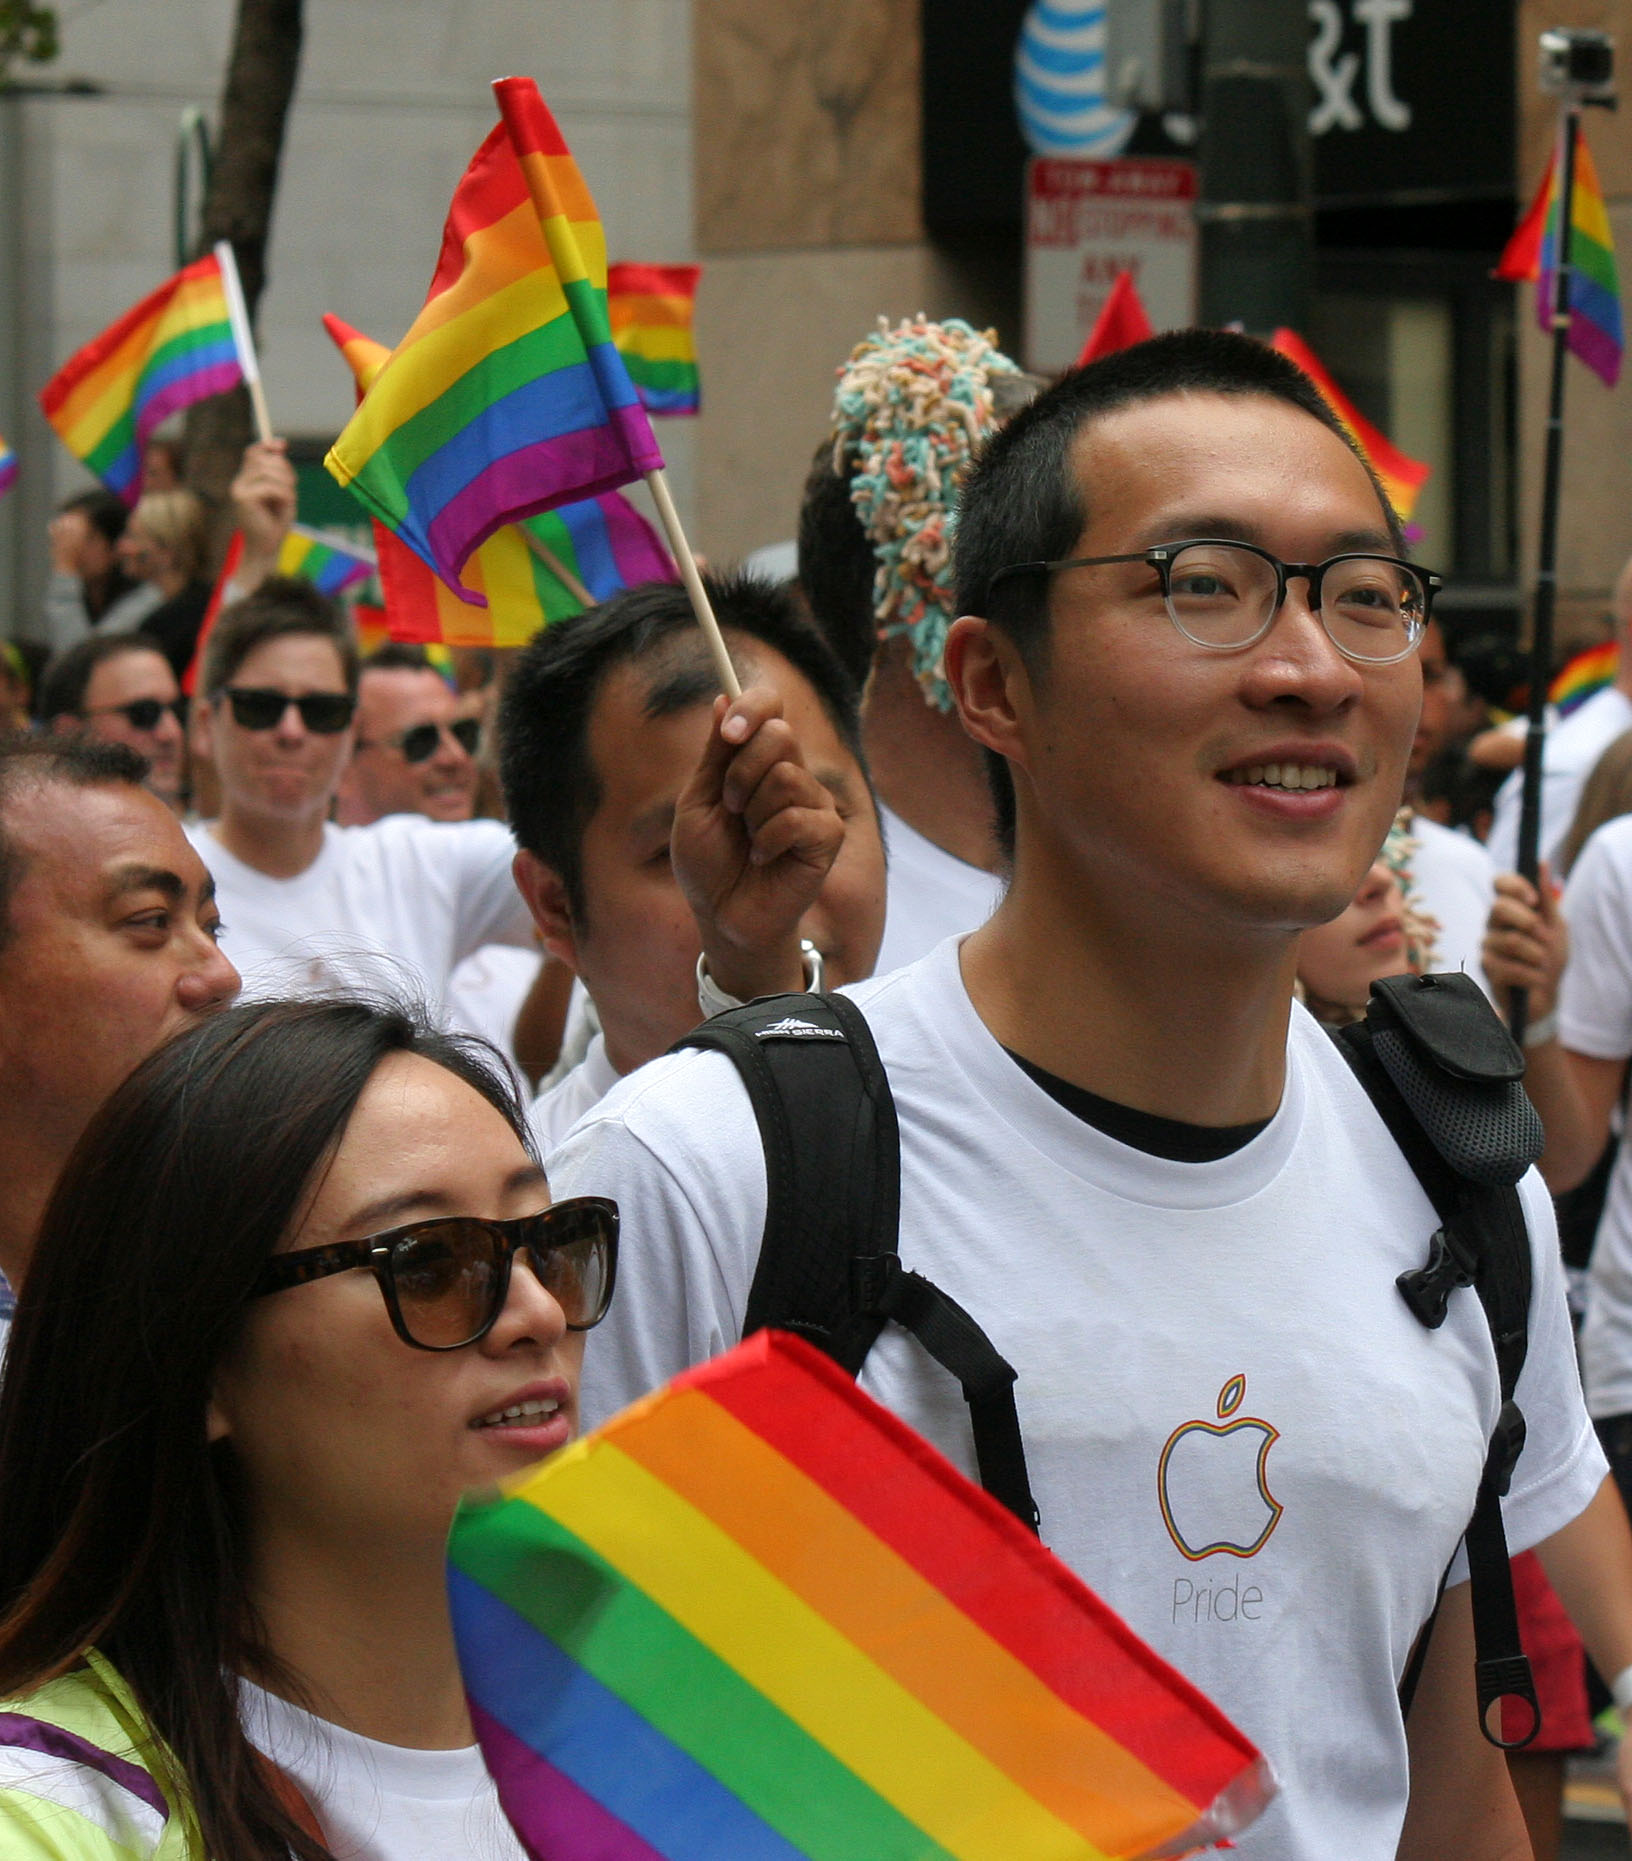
0, 996, 616, 1860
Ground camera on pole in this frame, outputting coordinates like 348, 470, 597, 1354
1538, 28, 1615, 107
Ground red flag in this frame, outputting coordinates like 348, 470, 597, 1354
181, 530, 244, 696
1495, 149, 1555, 283
1269, 329, 1430, 522
1075, 271, 1155, 366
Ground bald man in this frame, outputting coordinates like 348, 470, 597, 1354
1487, 554, 1632, 873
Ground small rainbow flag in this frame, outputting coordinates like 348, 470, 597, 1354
38, 254, 243, 504
324, 312, 672, 647
1269, 329, 1432, 524
1498, 135, 1623, 388
325, 77, 664, 604
0, 435, 16, 500
278, 523, 376, 598
607, 263, 701, 415
1550, 639, 1619, 718
448, 1332, 1274, 1861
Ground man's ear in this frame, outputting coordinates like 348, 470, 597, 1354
512, 849, 580, 971
943, 614, 1033, 779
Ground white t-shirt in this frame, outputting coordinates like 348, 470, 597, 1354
446, 945, 543, 1078
1560, 814, 1632, 1415
1409, 813, 1496, 994
552, 937, 1601, 1861
187, 817, 532, 1014
874, 803, 1005, 974
241, 1682, 523, 1861
1487, 685, 1632, 874
531, 1032, 620, 1154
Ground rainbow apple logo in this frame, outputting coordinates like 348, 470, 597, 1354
1157, 1373, 1283, 1562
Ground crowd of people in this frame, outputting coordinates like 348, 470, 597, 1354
2, 317, 1632, 1860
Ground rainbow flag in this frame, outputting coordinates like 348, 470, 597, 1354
448, 1332, 1274, 1861
38, 254, 243, 504
324, 311, 672, 647
1269, 329, 1432, 523
278, 523, 376, 597
607, 263, 701, 415
0, 434, 16, 500
1497, 136, 1623, 388
1550, 639, 1619, 718
325, 77, 664, 604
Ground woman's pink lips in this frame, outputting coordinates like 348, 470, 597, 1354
1358, 918, 1405, 952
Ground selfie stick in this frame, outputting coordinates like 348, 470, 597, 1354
1512, 30, 1614, 1040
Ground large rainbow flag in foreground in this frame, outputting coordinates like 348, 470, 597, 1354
1269, 329, 1432, 525
1497, 134, 1623, 388
448, 1333, 1274, 1861
39, 253, 243, 504
607, 263, 701, 415
323, 312, 672, 646
326, 77, 664, 604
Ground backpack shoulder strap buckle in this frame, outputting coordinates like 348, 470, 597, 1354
1485, 1399, 1528, 1498
1397, 1222, 1479, 1328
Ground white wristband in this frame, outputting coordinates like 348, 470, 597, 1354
1521, 1011, 1559, 1049
1612, 1663, 1632, 1719
696, 939, 824, 1019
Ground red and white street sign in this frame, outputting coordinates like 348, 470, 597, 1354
1023, 157, 1197, 373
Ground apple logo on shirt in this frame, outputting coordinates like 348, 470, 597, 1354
1157, 1373, 1284, 1562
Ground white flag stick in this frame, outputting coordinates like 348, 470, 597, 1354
643, 466, 740, 700
214, 239, 274, 444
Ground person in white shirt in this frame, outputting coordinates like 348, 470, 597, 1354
0, 995, 610, 1859
1486, 556, 1632, 873
186, 579, 534, 1014
0, 735, 238, 1351
797, 319, 1034, 971
501, 572, 887, 1151
550, 330, 1605, 1860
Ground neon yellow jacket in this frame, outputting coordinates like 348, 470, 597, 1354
0, 1650, 200, 1859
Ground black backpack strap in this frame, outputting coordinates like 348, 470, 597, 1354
1336, 971, 1542, 1747
678, 993, 1040, 1533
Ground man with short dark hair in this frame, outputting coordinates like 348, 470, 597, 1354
0, 735, 238, 1339
551, 332, 1601, 1857
335, 642, 481, 827
501, 571, 886, 1145
186, 579, 533, 1012
38, 633, 188, 811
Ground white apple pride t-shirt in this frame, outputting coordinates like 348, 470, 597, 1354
550, 936, 1603, 1861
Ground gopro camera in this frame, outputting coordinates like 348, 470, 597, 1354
1539, 28, 1615, 105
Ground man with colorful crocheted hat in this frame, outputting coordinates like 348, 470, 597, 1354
798, 317, 1039, 972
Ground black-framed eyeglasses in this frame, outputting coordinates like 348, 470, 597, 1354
987, 539, 1440, 666
221, 687, 357, 733
249, 1197, 618, 1350
357, 717, 481, 763
82, 696, 189, 730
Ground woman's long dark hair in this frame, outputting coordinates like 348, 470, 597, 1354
0, 997, 530, 1861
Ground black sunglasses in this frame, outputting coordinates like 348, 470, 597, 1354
359, 717, 481, 763
249, 1198, 618, 1350
82, 696, 189, 730
222, 687, 357, 733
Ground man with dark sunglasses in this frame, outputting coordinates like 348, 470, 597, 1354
38, 632, 188, 812
186, 579, 534, 1017
336, 642, 483, 828
551, 332, 1606, 1858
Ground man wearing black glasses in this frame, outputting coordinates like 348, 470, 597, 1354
551, 332, 1603, 1858
336, 642, 483, 829
38, 633, 188, 812
185, 578, 534, 1015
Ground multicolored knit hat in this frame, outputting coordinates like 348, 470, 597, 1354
1382, 808, 1441, 974
830, 316, 1021, 712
